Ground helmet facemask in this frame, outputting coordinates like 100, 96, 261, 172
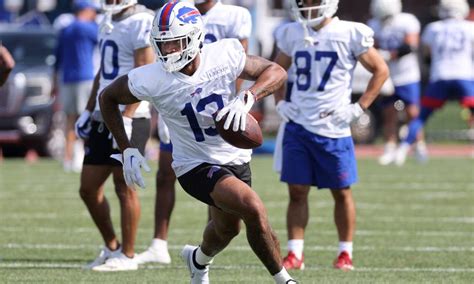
101, 0, 137, 15
290, 0, 339, 27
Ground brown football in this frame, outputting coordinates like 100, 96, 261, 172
214, 112, 263, 149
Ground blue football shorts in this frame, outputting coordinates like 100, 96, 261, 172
280, 122, 358, 189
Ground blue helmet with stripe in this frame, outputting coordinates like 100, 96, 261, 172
151, 1, 204, 72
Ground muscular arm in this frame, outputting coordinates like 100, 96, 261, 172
0, 45, 15, 86
235, 38, 249, 93
357, 47, 390, 110
272, 51, 292, 104
239, 54, 287, 101
122, 46, 155, 117
100, 75, 140, 151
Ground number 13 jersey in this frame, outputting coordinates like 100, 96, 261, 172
128, 39, 251, 177
276, 18, 374, 138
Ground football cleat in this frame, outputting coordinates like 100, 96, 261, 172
83, 246, 119, 270
283, 251, 305, 270
92, 252, 138, 271
333, 251, 354, 271
181, 245, 209, 284
378, 144, 397, 165
414, 141, 429, 163
135, 246, 171, 264
395, 143, 410, 166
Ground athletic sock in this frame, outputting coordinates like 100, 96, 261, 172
287, 239, 304, 259
338, 241, 353, 258
272, 267, 294, 284
150, 238, 167, 251
194, 246, 213, 268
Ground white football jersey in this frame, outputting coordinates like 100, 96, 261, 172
274, 21, 296, 84
128, 39, 251, 177
422, 19, 474, 81
276, 18, 374, 138
201, 1, 252, 44
368, 13, 421, 86
95, 7, 154, 118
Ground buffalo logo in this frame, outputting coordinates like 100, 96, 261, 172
190, 88, 202, 97
176, 7, 200, 24
207, 166, 221, 179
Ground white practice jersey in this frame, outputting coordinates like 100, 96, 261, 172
128, 39, 250, 177
274, 21, 296, 84
368, 13, 421, 86
276, 18, 374, 138
422, 19, 474, 81
201, 1, 252, 44
95, 7, 154, 118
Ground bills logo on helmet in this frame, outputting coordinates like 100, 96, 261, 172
177, 7, 200, 24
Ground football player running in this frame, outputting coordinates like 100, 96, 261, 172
136, 0, 252, 265
395, 0, 474, 165
273, 0, 388, 271
75, 0, 155, 271
100, 2, 296, 283
369, 0, 427, 165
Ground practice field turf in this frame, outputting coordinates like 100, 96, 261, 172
0, 156, 473, 283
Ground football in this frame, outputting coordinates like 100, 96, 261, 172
214, 112, 263, 149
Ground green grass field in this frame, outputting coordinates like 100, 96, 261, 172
1, 156, 473, 283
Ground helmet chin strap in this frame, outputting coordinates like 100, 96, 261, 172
301, 22, 316, 46
100, 11, 114, 34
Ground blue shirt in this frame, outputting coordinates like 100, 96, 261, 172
55, 19, 98, 83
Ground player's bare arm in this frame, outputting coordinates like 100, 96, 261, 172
239, 54, 287, 101
84, 70, 101, 112
273, 51, 292, 103
100, 75, 140, 151
357, 47, 389, 109
0, 45, 15, 86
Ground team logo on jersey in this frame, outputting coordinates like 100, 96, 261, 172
207, 166, 221, 179
190, 88, 202, 97
177, 7, 200, 24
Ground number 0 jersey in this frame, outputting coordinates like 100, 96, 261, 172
422, 18, 474, 82
276, 18, 374, 138
201, 1, 252, 44
95, 6, 154, 118
128, 39, 251, 177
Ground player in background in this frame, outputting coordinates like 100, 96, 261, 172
136, 0, 252, 265
369, 0, 427, 165
395, 0, 474, 166
100, 2, 295, 283
74, 0, 155, 271
273, 0, 389, 271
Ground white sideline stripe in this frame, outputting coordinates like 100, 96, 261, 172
1, 226, 472, 237
0, 262, 473, 273
3, 243, 473, 252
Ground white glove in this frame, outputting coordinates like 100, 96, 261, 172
111, 148, 151, 189
276, 101, 298, 122
112, 116, 133, 149
157, 114, 170, 144
75, 110, 91, 139
331, 103, 364, 128
215, 90, 256, 132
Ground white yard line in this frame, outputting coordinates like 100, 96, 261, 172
0, 262, 473, 273
2, 243, 473, 252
